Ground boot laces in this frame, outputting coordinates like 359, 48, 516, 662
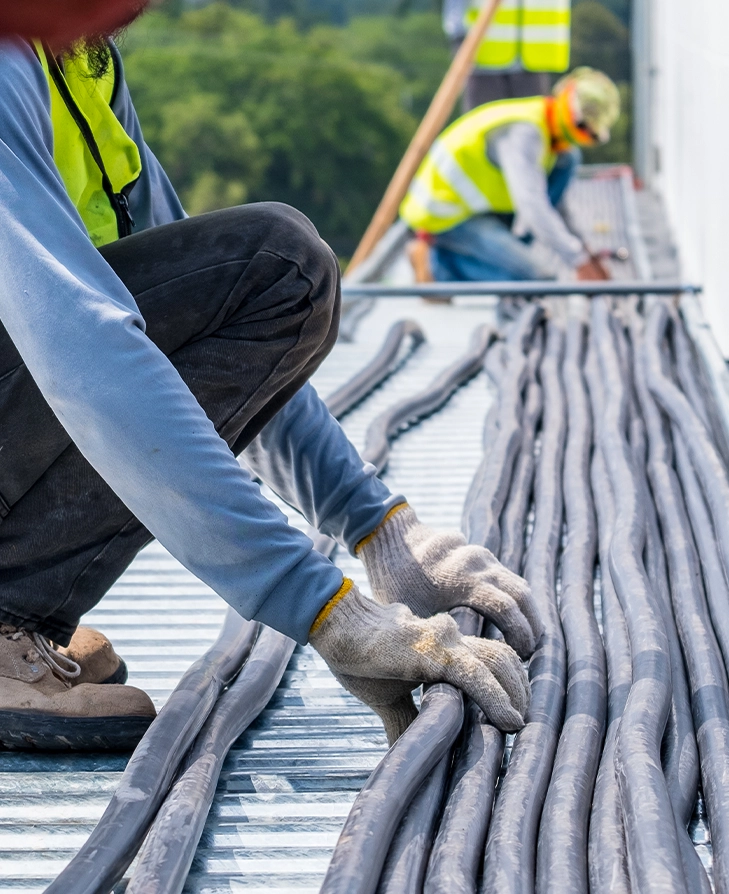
1, 624, 81, 680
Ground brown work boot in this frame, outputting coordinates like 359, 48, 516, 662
0, 624, 156, 751
60, 626, 127, 685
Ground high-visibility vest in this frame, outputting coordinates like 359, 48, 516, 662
33, 42, 142, 248
465, 0, 571, 73
400, 96, 556, 234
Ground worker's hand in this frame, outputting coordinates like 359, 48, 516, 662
357, 504, 542, 659
309, 581, 530, 745
576, 256, 610, 281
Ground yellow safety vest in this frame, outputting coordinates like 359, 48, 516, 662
465, 0, 571, 73
400, 96, 556, 234
34, 42, 142, 248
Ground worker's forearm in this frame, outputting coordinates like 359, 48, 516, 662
244, 383, 405, 553
492, 123, 585, 266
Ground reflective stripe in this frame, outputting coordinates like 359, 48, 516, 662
429, 141, 491, 214
522, 0, 569, 8
521, 25, 570, 41
482, 24, 520, 39
465, 0, 571, 73
407, 177, 467, 220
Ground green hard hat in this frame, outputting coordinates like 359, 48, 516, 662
553, 67, 621, 143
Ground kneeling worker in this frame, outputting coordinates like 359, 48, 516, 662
0, 25, 542, 751
401, 67, 620, 284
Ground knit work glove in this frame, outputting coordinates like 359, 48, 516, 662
309, 580, 530, 745
357, 504, 542, 659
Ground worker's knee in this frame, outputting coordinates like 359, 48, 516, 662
238, 201, 340, 348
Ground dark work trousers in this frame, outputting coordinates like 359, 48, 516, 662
0, 202, 341, 645
463, 71, 552, 112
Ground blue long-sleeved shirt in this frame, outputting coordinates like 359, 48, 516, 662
0, 39, 401, 643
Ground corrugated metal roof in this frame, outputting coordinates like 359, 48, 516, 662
0, 167, 711, 892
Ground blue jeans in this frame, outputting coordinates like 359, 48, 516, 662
431, 148, 580, 282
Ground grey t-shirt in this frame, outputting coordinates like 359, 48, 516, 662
0, 39, 400, 643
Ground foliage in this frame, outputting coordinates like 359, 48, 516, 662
156, 0, 441, 28
311, 15, 451, 118
570, 1, 631, 163
124, 4, 430, 253
574, 0, 630, 27
571, 0, 630, 82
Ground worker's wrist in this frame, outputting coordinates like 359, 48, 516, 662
355, 502, 409, 555
310, 577, 355, 637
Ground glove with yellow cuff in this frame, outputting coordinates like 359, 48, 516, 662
309, 578, 530, 746
357, 503, 542, 659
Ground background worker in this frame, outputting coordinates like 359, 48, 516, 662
401, 67, 619, 284
443, 0, 571, 111
0, 30, 541, 751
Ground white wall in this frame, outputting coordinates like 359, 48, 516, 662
639, 0, 729, 352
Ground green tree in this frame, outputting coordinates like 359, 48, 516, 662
316, 14, 450, 119
124, 4, 420, 254
571, 0, 630, 82
568, 0, 631, 163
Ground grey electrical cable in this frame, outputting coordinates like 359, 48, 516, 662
462, 304, 543, 554
672, 307, 729, 469
585, 340, 632, 894
639, 312, 729, 894
482, 319, 567, 894
325, 319, 425, 419
644, 302, 729, 606
633, 409, 698, 836
422, 703, 503, 894
126, 626, 297, 894
618, 312, 700, 864
362, 325, 495, 472
591, 298, 687, 893
672, 432, 729, 678
630, 316, 712, 894
375, 745, 453, 894
536, 317, 605, 894
499, 328, 543, 574
320, 683, 464, 894
44, 611, 260, 894
379, 326, 511, 894
321, 326, 495, 894
425, 308, 545, 894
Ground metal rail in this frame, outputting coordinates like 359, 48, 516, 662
341, 280, 701, 299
